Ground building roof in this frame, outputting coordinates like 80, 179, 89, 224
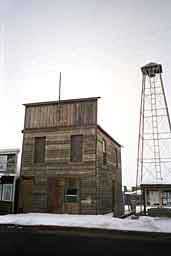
24, 97, 101, 107
141, 183, 171, 188
0, 149, 20, 155
97, 125, 121, 147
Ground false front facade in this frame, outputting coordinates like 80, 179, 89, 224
18, 97, 123, 216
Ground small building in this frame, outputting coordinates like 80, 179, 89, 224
18, 97, 124, 216
0, 149, 19, 214
141, 184, 171, 216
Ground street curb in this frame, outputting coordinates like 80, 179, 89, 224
0, 224, 171, 240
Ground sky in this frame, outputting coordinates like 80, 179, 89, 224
1, 0, 171, 187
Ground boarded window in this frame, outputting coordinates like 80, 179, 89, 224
102, 139, 107, 165
34, 137, 46, 163
64, 179, 79, 203
115, 149, 118, 168
71, 135, 83, 162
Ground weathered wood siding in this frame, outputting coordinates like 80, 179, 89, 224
96, 128, 124, 216
21, 127, 96, 175
24, 100, 97, 129
20, 126, 97, 214
80, 176, 97, 214
20, 98, 123, 215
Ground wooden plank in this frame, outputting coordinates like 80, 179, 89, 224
25, 100, 98, 129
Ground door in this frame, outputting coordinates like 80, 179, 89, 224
47, 177, 64, 213
22, 179, 33, 212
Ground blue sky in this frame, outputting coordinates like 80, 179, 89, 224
1, 0, 171, 186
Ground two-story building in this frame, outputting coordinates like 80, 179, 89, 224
0, 149, 19, 214
18, 97, 124, 216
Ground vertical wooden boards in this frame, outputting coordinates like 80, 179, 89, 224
24, 99, 98, 129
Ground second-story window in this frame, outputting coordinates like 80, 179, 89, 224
0, 155, 7, 172
71, 135, 83, 162
34, 137, 46, 163
115, 148, 118, 168
102, 139, 107, 165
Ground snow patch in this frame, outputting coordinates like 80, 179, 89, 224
0, 213, 171, 233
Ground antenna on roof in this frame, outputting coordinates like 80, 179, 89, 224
59, 72, 61, 103
0, 24, 5, 80
58, 72, 62, 120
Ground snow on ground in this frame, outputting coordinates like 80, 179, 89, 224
0, 213, 171, 233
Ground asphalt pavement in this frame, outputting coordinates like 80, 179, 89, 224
0, 225, 171, 256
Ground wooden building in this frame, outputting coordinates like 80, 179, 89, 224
0, 149, 19, 214
18, 97, 124, 216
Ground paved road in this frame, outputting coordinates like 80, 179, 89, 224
0, 226, 171, 255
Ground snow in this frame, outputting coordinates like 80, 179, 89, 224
0, 213, 171, 233
124, 189, 142, 195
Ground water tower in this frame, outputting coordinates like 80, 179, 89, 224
136, 63, 171, 215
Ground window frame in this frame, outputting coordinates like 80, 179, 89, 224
64, 179, 79, 203
115, 148, 118, 168
70, 135, 83, 162
34, 136, 46, 164
102, 139, 107, 165
2, 183, 13, 202
0, 155, 8, 172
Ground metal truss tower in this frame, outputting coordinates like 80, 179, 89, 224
136, 63, 171, 187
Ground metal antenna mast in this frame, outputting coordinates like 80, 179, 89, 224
59, 71, 61, 102
136, 63, 171, 188
0, 24, 5, 81
58, 72, 62, 120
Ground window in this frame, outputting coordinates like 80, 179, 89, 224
0, 155, 7, 172
34, 137, 46, 163
102, 139, 107, 165
162, 192, 171, 206
64, 179, 79, 203
7, 154, 16, 164
0, 184, 2, 200
71, 135, 83, 162
2, 184, 13, 201
115, 149, 118, 168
